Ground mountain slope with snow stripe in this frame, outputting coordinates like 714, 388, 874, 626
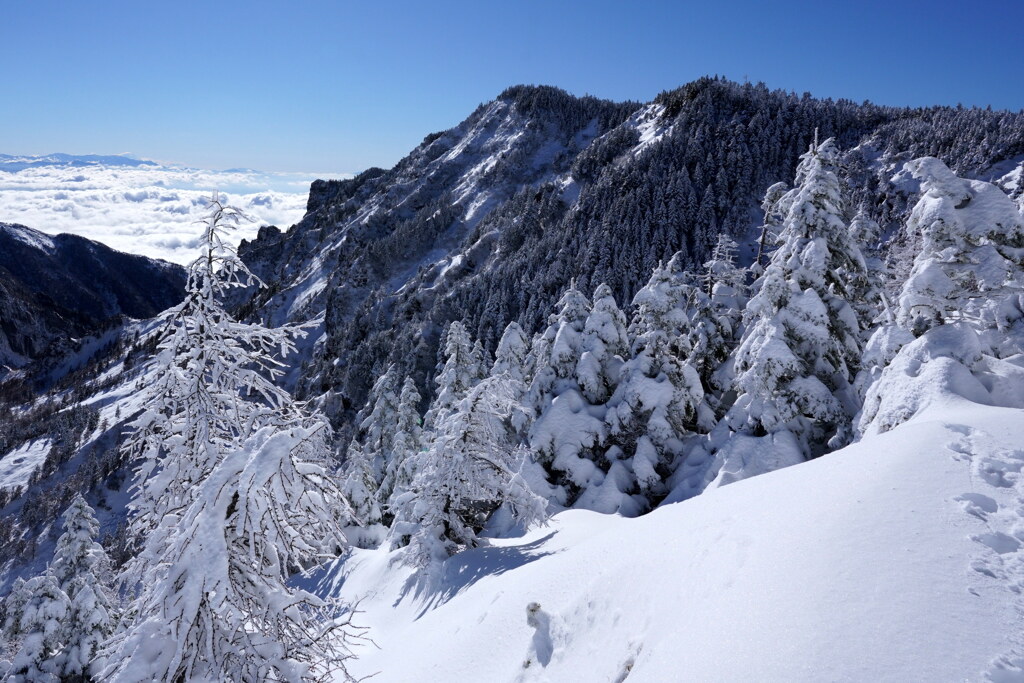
319, 403, 1022, 682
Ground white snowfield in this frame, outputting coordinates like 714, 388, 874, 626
322, 400, 1023, 682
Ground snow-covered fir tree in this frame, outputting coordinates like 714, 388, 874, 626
606, 257, 705, 510
340, 440, 384, 546
48, 494, 114, 681
527, 283, 609, 507
378, 376, 424, 521
859, 159, 1024, 435
1, 578, 30, 655
355, 364, 401, 486
424, 320, 485, 429
702, 233, 745, 303
896, 157, 1024, 348
391, 374, 545, 567
688, 235, 746, 408
491, 321, 531, 387
576, 283, 630, 405
4, 574, 69, 683
101, 195, 358, 683
727, 138, 867, 458
847, 206, 890, 334
754, 181, 790, 271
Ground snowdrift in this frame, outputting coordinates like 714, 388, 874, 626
318, 401, 1023, 682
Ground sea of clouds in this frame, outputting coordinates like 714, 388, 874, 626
0, 154, 349, 264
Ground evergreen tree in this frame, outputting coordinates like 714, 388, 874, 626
425, 321, 485, 429
576, 284, 630, 405
2, 578, 30, 660
607, 258, 704, 507
379, 376, 424, 519
859, 160, 1024, 435
754, 181, 789, 271
491, 321, 531, 386
5, 575, 69, 683
391, 375, 545, 566
101, 195, 357, 683
527, 281, 592, 413
896, 157, 1024, 349
728, 139, 866, 457
49, 494, 114, 681
340, 440, 384, 544
847, 206, 889, 334
356, 365, 401, 484
689, 235, 746, 408
527, 283, 607, 506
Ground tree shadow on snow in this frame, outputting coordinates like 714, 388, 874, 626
397, 532, 558, 619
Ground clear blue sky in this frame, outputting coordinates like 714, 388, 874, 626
2, 0, 1022, 173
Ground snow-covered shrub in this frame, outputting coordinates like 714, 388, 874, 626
858, 323, 1024, 436
896, 157, 1024, 352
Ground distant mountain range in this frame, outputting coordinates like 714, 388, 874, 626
0, 153, 157, 172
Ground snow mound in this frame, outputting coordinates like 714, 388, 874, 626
317, 401, 1024, 682
859, 323, 1024, 437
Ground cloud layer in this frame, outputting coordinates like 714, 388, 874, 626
0, 156, 348, 264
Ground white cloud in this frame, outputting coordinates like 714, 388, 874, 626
0, 157, 350, 264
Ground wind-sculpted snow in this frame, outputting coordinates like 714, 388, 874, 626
0, 153, 349, 264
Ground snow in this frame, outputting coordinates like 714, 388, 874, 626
0, 439, 51, 491
0, 223, 56, 251
318, 398, 1024, 682
631, 104, 674, 155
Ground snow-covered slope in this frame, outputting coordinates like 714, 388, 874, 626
319, 400, 1023, 682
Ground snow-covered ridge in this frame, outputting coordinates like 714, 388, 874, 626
241, 88, 630, 328
0, 223, 56, 252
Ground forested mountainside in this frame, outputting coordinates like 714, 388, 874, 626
1, 76, 1024, 680
238, 78, 1024, 429
0, 223, 184, 372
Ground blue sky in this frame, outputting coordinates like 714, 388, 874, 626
2, 0, 1022, 172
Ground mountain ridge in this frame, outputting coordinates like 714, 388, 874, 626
0, 222, 185, 372
237, 78, 1024, 427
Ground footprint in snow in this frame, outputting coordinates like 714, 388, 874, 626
947, 424, 1024, 680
